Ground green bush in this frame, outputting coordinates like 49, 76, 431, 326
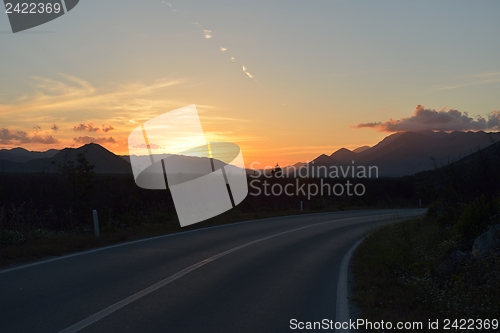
0, 230, 26, 246
457, 196, 498, 245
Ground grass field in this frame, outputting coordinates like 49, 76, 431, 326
351, 215, 500, 332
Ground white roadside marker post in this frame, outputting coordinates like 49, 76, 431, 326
93, 210, 100, 238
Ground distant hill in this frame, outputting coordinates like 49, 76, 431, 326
362, 131, 500, 176
3, 131, 500, 177
417, 138, 500, 176
0, 144, 238, 175
0, 144, 131, 174
330, 148, 357, 163
414, 139, 500, 199
312, 154, 342, 166
283, 161, 307, 174
353, 146, 370, 153
300, 131, 500, 177
0, 147, 59, 163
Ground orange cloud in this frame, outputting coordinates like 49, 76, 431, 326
354, 105, 500, 132
74, 136, 117, 144
73, 123, 100, 132
101, 125, 114, 132
131, 143, 162, 150
73, 123, 115, 133
0, 128, 59, 145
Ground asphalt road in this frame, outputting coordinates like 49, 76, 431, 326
0, 209, 425, 333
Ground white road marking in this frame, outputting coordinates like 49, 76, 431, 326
335, 213, 423, 332
58, 214, 405, 333
335, 237, 365, 333
0, 210, 357, 275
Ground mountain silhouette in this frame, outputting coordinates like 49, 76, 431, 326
352, 146, 370, 153
300, 131, 500, 177
0, 143, 131, 174
2, 131, 500, 177
414, 139, 500, 200
0, 143, 237, 175
330, 148, 357, 163
312, 154, 342, 166
0, 147, 59, 163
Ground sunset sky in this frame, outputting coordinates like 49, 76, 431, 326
1, 0, 499, 167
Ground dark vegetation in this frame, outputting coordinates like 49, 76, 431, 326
352, 140, 500, 331
2, 137, 498, 275
0, 151, 421, 267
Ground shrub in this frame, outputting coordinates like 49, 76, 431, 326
457, 196, 498, 245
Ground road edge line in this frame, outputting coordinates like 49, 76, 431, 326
0, 209, 417, 275
335, 236, 365, 333
334, 213, 425, 332
58, 216, 371, 333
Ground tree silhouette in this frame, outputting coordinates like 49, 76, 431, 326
271, 163, 283, 178
54, 153, 95, 214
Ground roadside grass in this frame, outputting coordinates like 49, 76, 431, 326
351, 216, 500, 332
0, 171, 419, 268
0, 205, 355, 268
0, 224, 177, 267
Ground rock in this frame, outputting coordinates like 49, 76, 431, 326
481, 271, 496, 283
472, 224, 500, 256
449, 249, 467, 263
435, 259, 456, 276
397, 277, 406, 286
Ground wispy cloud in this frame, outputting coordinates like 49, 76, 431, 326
200, 116, 251, 123
203, 29, 212, 39
432, 71, 500, 91
0, 74, 192, 151
0, 74, 186, 119
474, 71, 500, 78
354, 105, 500, 132
242, 65, 254, 79
131, 143, 162, 150
161, 2, 258, 83
203, 131, 262, 144
0, 74, 252, 153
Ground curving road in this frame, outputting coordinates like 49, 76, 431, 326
0, 209, 425, 333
